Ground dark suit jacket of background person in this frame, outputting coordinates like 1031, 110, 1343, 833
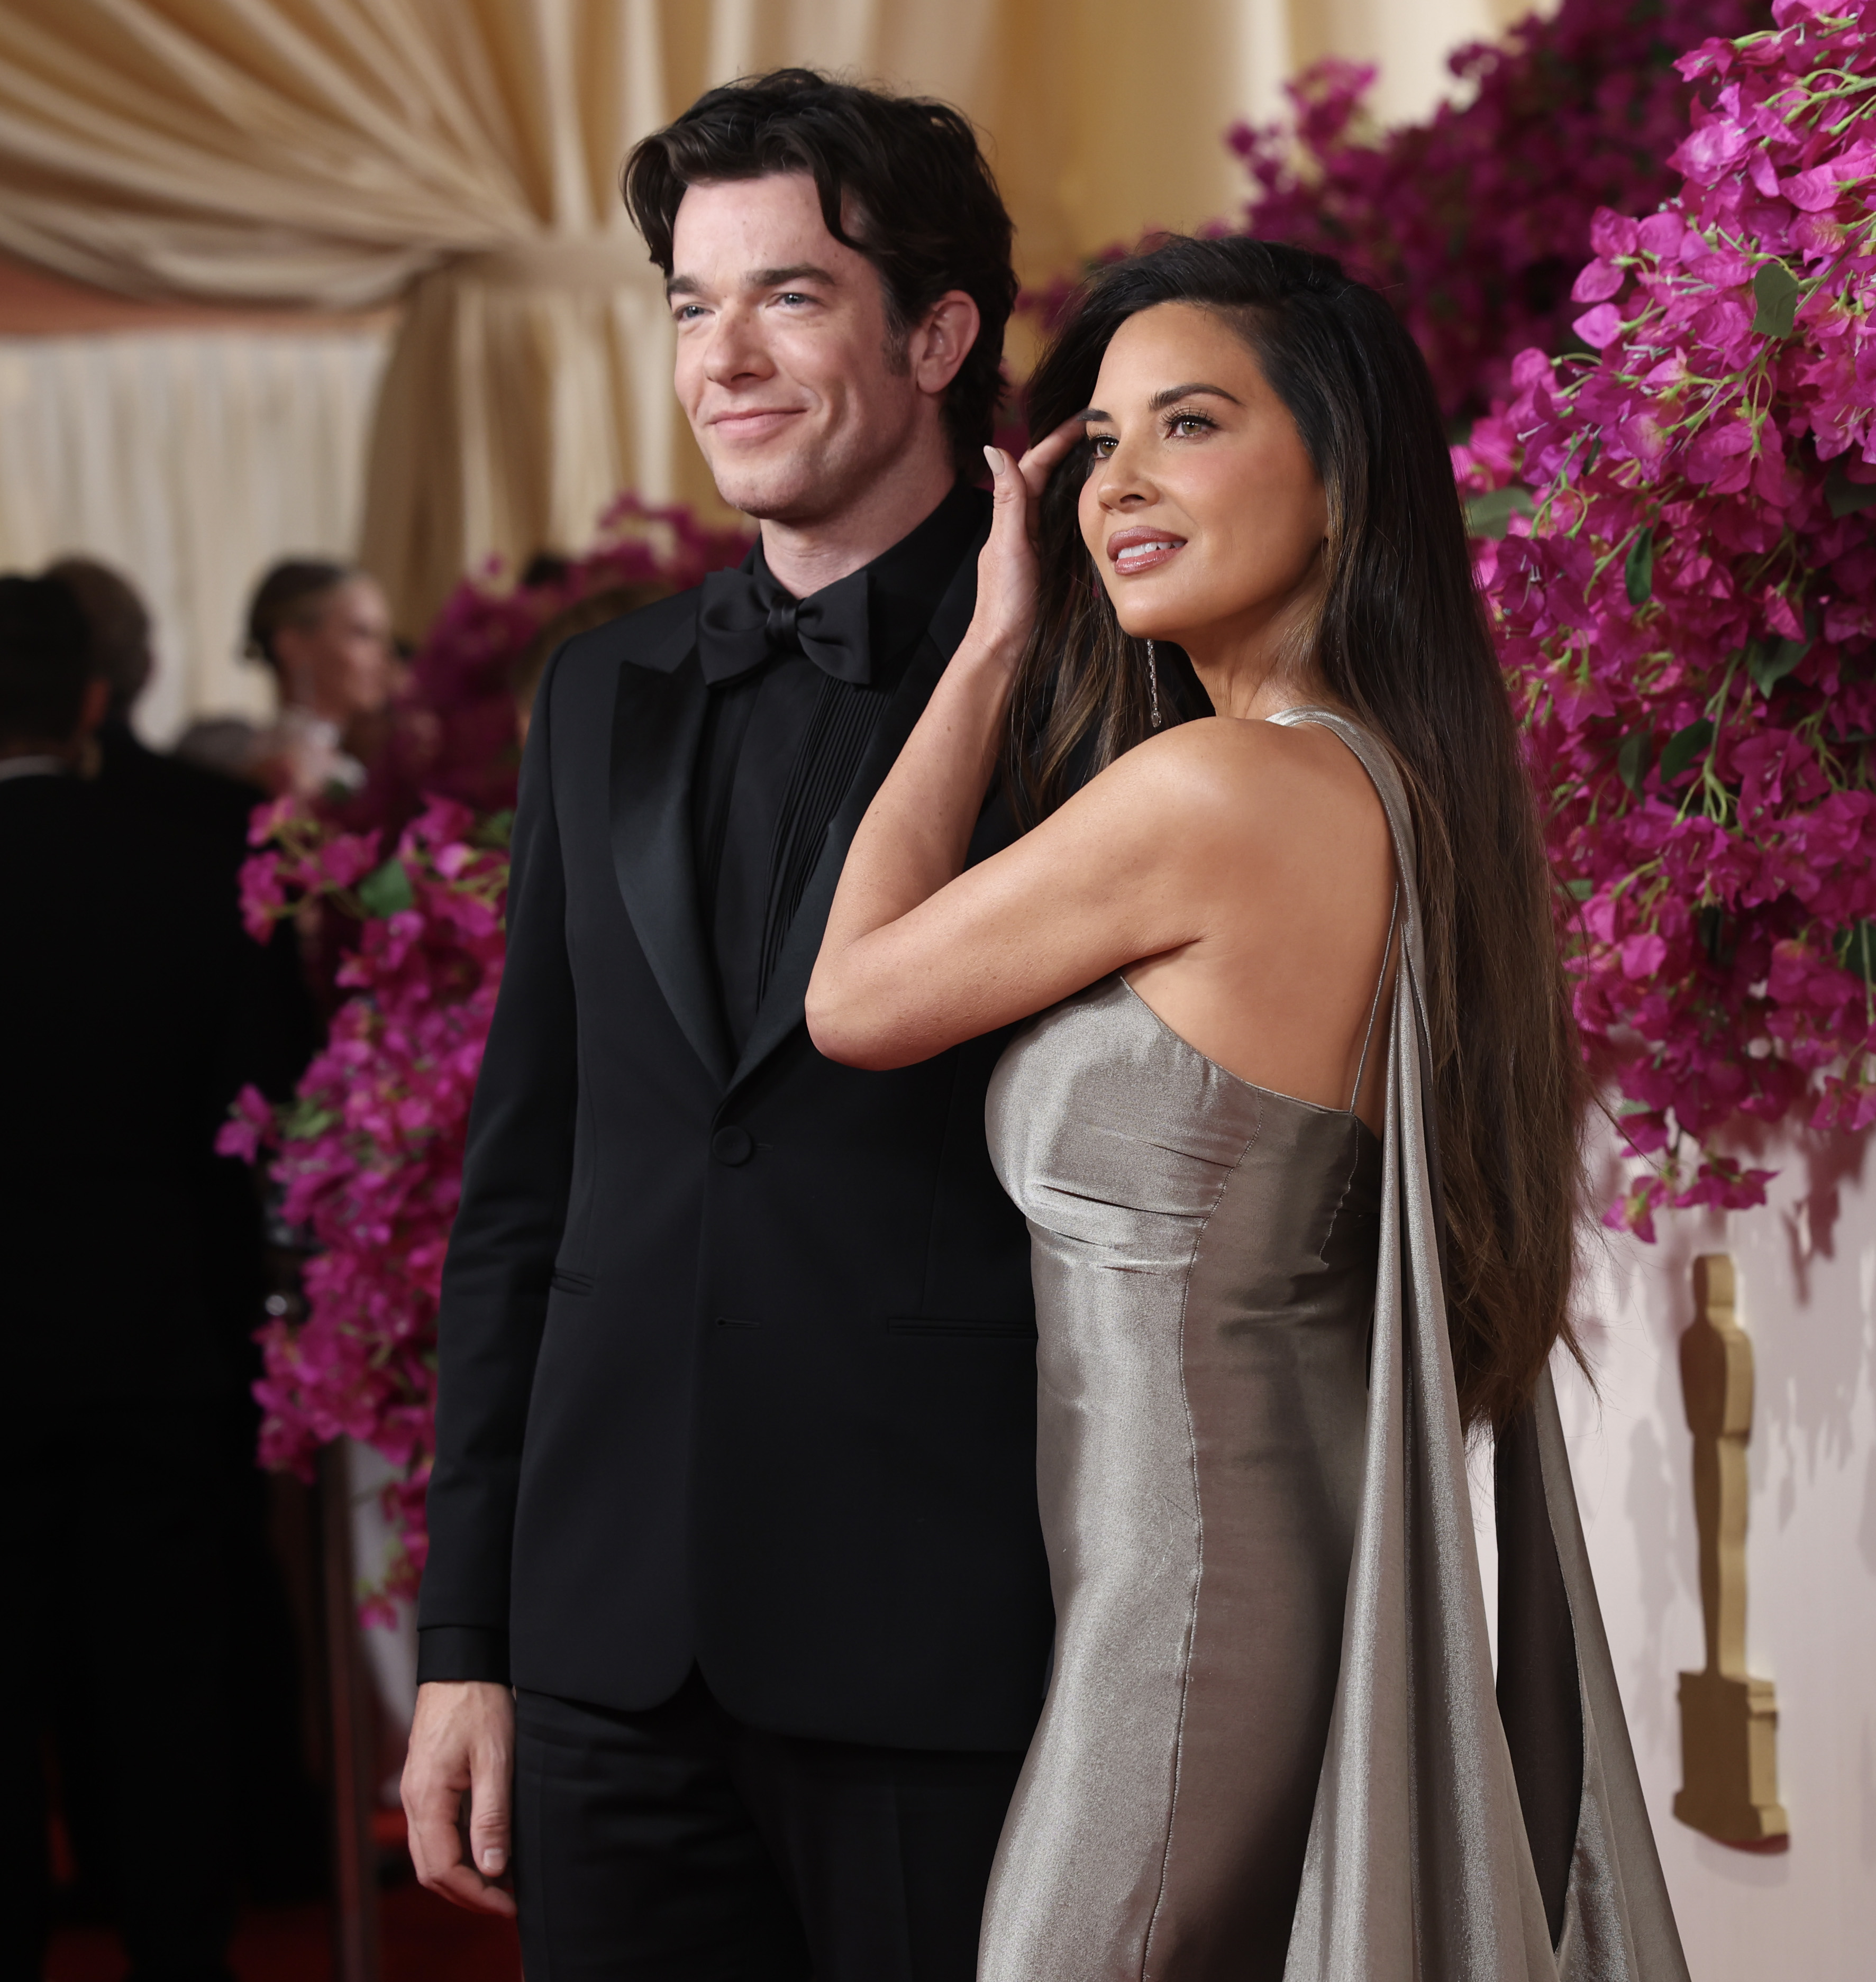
1, 766, 316, 1967
0, 769, 291, 1414
92, 715, 317, 1332
418, 498, 1057, 1751
97, 713, 263, 850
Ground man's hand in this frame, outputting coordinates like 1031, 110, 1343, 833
402, 1680, 517, 1917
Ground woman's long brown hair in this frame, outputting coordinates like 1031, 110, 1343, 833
1008, 235, 1586, 1431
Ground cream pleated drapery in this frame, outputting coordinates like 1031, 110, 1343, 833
0, 0, 698, 634
0, 0, 1547, 642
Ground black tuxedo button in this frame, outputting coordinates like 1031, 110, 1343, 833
711, 1125, 754, 1166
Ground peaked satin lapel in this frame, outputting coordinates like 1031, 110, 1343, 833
724, 635, 949, 1096
608, 653, 734, 1088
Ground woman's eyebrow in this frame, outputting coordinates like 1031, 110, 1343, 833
1150, 382, 1242, 410
1074, 383, 1245, 423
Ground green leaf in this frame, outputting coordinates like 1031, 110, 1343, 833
1659, 718, 1715, 783
1617, 730, 1654, 794
1624, 528, 1655, 605
473, 809, 515, 850
1564, 876, 1595, 901
1834, 921, 1876, 983
357, 856, 414, 918
1825, 461, 1876, 517
1462, 483, 1534, 541
1751, 258, 1801, 339
1746, 634, 1809, 695
281, 1100, 339, 1143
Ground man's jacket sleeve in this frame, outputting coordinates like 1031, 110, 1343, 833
416, 649, 579, 1684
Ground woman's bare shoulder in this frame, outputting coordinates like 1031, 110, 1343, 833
1086, 712, 1388, 853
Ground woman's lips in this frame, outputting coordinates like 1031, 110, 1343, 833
1107, 530, 1187, 576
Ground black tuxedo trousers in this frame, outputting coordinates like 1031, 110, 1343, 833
420, 555, 1055, 1755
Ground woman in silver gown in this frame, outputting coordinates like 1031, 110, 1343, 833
808, 238, 1686, 1981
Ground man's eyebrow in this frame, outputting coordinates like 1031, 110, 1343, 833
665, 273, 704, 300
1075, 383, 1245, 422
749, 263, 838, 289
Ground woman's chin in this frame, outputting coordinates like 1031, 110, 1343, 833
1115, 618, 1187, 647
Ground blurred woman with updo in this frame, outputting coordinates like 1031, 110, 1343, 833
239, 560, 398, 798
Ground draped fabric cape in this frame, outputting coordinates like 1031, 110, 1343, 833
1276, 710, 1688, 1982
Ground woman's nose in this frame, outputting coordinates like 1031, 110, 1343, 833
1094, 446, 1152, 510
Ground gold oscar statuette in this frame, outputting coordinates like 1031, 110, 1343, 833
1673, 1254, 1789, 1847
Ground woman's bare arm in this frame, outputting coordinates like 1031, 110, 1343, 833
806, 426, 1210, 1068
808, 714, 1233, 1068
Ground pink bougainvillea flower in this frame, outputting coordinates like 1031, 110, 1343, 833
1467, 0, 1876, 1227
215, 1084, 278, 1163
1218, 0, 1764, 417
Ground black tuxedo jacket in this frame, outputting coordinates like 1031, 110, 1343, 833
419, 524, 1054, 1751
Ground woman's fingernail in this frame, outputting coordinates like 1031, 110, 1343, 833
481, 1848, 506, 1874
983, 444, 1001, 473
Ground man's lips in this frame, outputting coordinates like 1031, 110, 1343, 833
706, 406, 807, 440
1106, 527, 1187, 576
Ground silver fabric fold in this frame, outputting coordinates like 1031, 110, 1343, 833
1271, 708, 1687, 1982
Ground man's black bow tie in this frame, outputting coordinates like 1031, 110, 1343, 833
696, 562, 872, 687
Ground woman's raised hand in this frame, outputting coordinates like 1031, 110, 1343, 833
968, 417, 1086, 670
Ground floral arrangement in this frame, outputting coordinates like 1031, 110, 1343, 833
224, 497, 751, 1609
1458, 0, 1876, 1235
1230, 0, 1766, 416
223, 798, 507, 1614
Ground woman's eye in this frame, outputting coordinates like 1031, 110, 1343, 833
1170, 413, 1215, 437
1088, 435, 1117, 458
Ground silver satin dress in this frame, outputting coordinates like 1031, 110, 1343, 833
977, 710, 1688, 1982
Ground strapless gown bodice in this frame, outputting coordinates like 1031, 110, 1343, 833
978, 972, 1381, 1980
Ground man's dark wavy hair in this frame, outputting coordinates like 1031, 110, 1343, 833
622, 69, 1017, 477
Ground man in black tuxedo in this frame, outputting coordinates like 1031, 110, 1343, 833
403, 71, 1052, 1980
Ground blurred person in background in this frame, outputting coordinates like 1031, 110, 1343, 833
48, 556, 267, 845
44, 558, 326, 1906
177, 559, 398, 799
0, 573, 284, 1982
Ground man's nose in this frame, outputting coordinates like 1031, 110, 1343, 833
703, 305, 773, 386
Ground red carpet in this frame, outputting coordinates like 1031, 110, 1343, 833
45, 1880, 522, 1982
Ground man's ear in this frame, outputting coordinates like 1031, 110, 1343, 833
910, 290, 982, 398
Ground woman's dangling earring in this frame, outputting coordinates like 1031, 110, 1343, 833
1146, 640, 1163, 729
